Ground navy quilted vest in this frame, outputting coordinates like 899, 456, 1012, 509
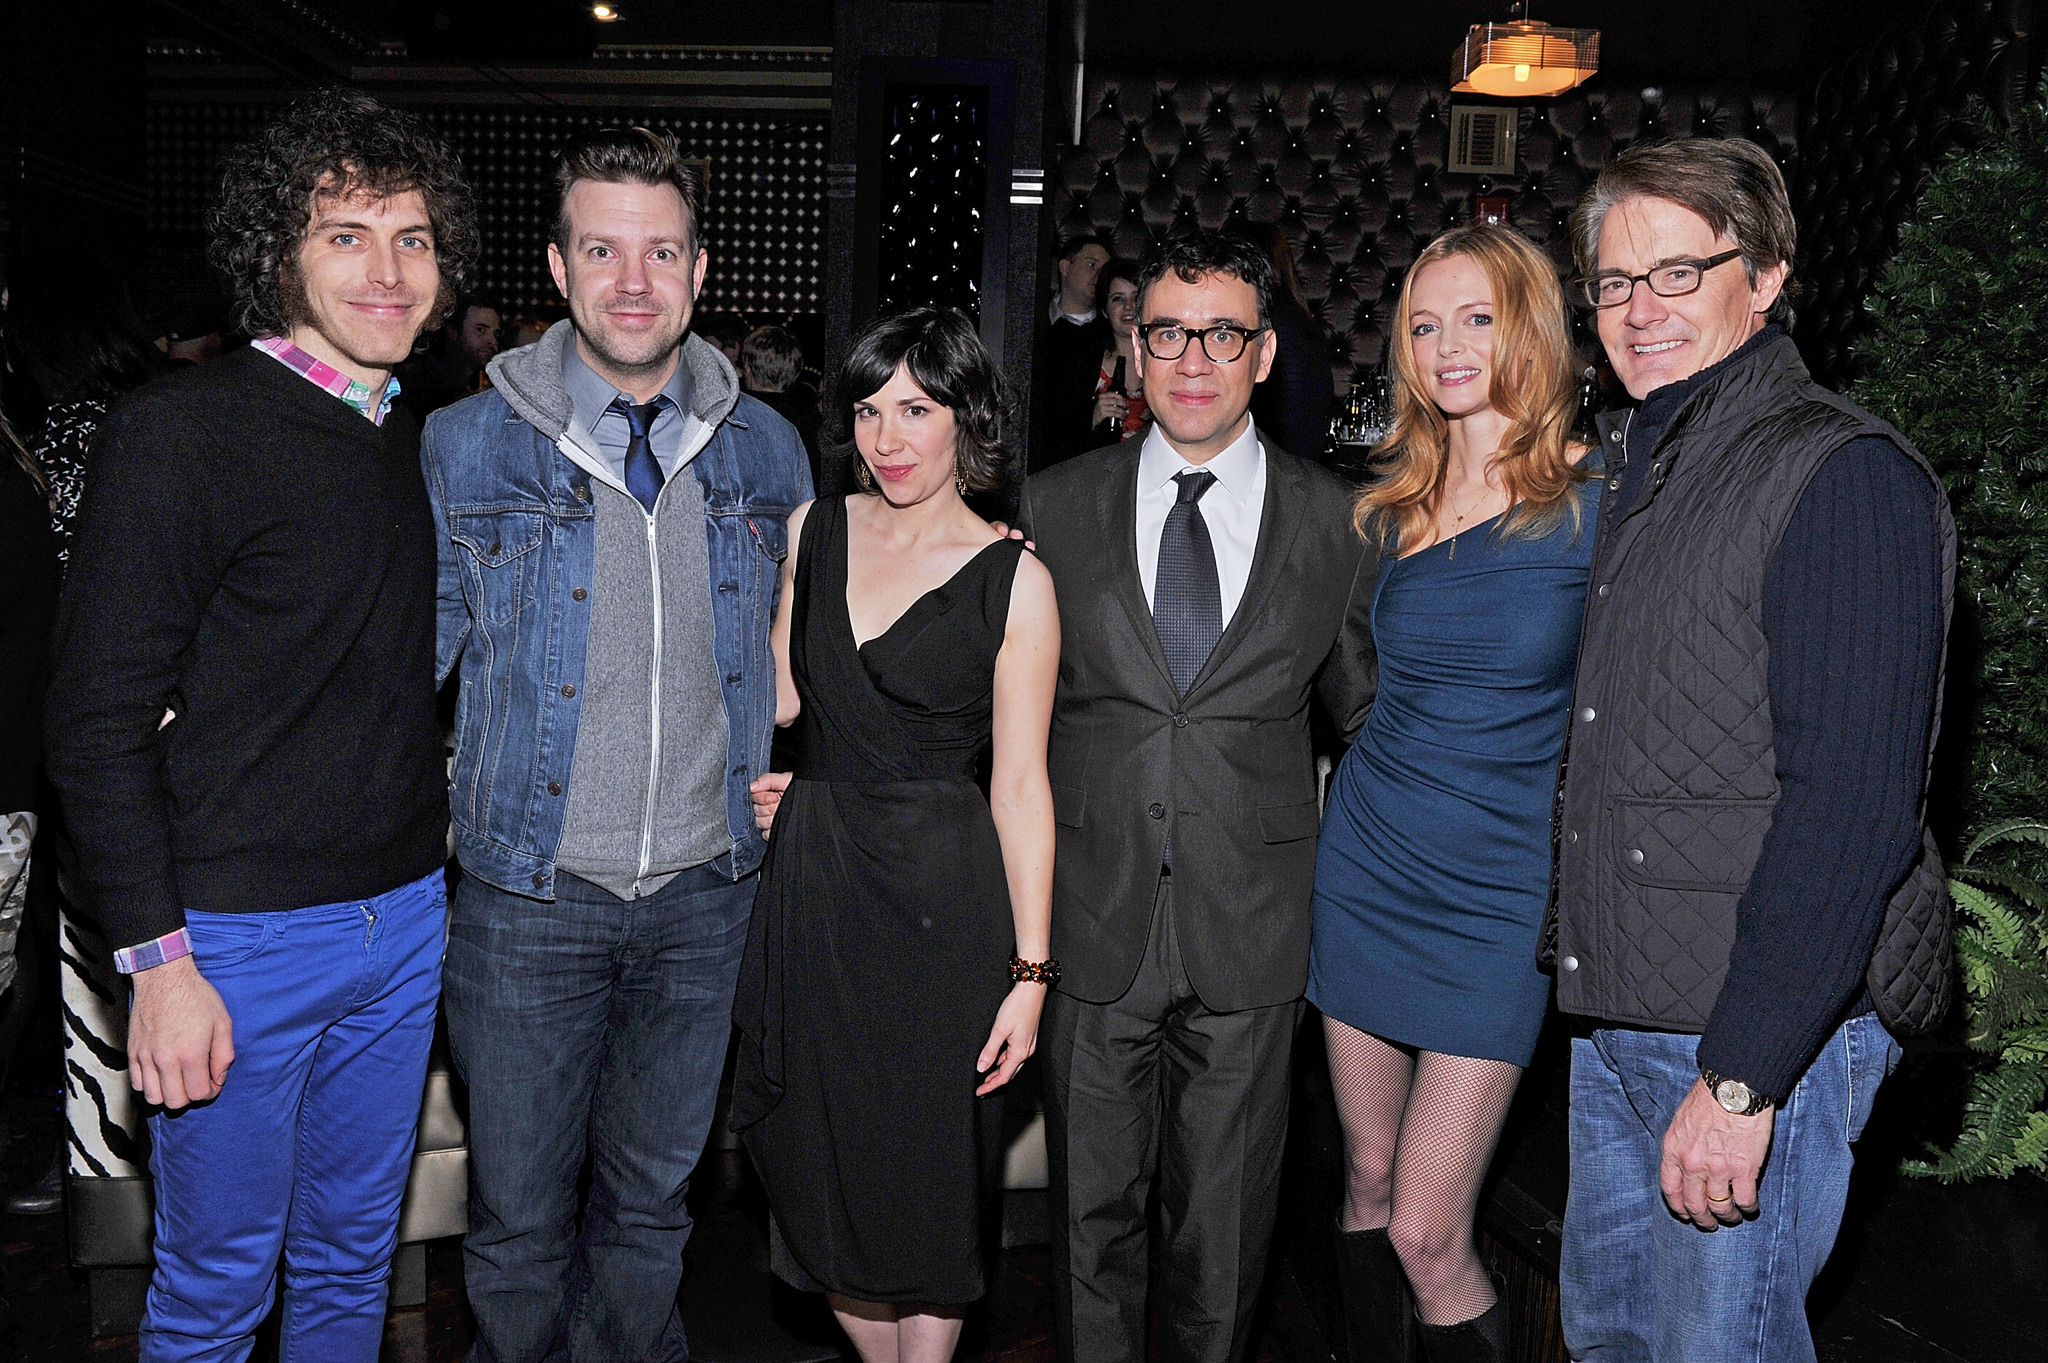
1549, 334, 1956, 1034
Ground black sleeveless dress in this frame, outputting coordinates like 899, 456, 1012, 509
732, 494, 1025, 1305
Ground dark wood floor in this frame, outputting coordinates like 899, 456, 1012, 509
2, 1027, 2044, 1362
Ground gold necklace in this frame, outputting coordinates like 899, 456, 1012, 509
1440, 483, 1495, 561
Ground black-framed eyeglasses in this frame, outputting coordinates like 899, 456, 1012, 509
1137, 322, 1269, 363
1572, 249, 1745, 310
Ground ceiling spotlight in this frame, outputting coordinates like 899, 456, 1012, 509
1451, 2, 1599, 99
591, 3, 619, 19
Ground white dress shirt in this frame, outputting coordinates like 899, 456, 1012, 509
1135, 418, 1268, 628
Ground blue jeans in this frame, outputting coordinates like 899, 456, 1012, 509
140, 868, 446, 1363
444, 864, 752, 1363
1561, 1014, 1899, 1363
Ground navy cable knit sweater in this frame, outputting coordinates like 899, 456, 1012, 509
1612, 328, 1946, 1101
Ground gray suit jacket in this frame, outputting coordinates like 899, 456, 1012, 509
1017, 433, 1378, 1011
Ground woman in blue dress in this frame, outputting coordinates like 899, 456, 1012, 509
1308, 223, 1596, 1363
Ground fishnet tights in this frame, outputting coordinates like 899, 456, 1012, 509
1325, 1015, 1524, 1326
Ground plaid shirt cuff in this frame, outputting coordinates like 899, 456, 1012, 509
114, 928, 194, 975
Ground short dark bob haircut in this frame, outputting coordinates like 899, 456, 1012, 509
553, 126, 705, 256
1135, 230, 1277, 327
208, 87, 478, 339
834, 307, 1009, 495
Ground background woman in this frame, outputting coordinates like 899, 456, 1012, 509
732, 307, 1061, 1363
1086, 256, 1148, 442
1306, 223, 1594, 1363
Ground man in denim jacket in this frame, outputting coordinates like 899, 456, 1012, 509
422, 127, 810, 1362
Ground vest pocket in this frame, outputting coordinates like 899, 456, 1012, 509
1612, 796, 1774, 892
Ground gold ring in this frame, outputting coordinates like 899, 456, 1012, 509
1706, 1192, 1734, 1204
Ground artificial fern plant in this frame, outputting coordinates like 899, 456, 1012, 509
1852, 79, 2048, 1180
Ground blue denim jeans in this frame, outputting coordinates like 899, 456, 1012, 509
140, 868, 446, 1363
444, 864, 752, 1363
1561, 1014, 1899, 1363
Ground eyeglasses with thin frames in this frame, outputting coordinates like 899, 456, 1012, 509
1573, 249, 1745, 310
1136, 322, 1270, 363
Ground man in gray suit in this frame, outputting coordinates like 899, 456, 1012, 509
1017, 230, 1377, 1363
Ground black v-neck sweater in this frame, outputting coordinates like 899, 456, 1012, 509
44, 346, 448, 951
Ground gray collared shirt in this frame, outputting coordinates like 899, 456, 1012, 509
561, 340, 697, 486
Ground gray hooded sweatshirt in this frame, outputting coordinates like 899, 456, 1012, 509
486, 321, 736, 900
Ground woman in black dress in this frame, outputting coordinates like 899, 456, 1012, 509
733, 307, 1060, 1363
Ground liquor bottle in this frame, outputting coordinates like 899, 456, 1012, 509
1097, 355, 1127, 441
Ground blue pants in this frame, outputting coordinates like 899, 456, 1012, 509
140, 868, 446, 1363
445, 864, 753, 1363
1561, 1014, 1899, 1363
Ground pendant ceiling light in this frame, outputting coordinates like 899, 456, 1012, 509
1451, 3, 1600, 99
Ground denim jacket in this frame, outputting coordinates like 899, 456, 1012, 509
422, 322, 812, 899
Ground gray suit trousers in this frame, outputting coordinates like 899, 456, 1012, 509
1041, 874, 1302, 1363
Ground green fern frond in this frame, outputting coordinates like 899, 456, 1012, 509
1964, 817, 2048, 862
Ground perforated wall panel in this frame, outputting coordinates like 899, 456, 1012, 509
146, 103, 830, 314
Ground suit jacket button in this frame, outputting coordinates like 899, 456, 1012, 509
1148, 803, 1165, 819
1173, 712, 1189, 727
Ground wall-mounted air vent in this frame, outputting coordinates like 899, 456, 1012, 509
1449, 105, 1518, 175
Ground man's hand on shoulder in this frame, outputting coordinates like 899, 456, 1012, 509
128, 954, 235, 1110
1660, 1077, 1773, 1230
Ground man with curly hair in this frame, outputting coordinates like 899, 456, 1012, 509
44, 87, 475, 1361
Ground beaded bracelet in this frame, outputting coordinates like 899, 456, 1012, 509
1009, 956, 1061, 986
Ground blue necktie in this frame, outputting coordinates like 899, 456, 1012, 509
1154, 469, 1222, 696
615, 396, 668, 514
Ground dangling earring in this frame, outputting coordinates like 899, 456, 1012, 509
855, 458, 876, 492
955, 471, 969, 497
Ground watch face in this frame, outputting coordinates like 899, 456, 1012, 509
1715, 1079, 1755, 1114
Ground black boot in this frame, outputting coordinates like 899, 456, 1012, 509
4, 1151, 63, 1216
1418, 1299, 1508, 1363
1335, 1226, 1418, 1363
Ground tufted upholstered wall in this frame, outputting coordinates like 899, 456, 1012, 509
1794, 0, 2034, 387
1051, 73, 1801, 400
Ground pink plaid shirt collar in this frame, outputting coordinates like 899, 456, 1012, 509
252, 336, 402, 425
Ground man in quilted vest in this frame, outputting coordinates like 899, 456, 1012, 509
1551, 138, 1953, 1362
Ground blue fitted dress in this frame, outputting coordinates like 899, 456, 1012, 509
1307, 483, 1599, 1066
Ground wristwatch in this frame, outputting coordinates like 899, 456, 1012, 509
1699, 1066, 1772, 1116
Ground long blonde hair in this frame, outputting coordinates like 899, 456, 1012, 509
1354, 223, 1586, 549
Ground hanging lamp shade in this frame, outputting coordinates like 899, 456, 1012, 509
1451, 18, 1600, 98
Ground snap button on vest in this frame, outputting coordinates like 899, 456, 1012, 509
1562, 956, 1579, 971
1578, 706, 1596, 722
1567, 829, 1579, 843
1629, 848, 1645, 865
1597, 583, 1610, 598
